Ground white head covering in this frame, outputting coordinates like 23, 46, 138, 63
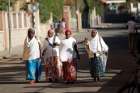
88, 30, 109, 54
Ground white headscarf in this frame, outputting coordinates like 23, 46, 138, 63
88, 30, 109, 53
42, 29, 61, 58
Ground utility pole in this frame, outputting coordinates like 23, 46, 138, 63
8, 0, 11, 54
30, 0, 39, 30
75, 0, 80, 32
75, 0, 78, 31
31, 0, 35, 29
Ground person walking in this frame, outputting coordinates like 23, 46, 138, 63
127, 17, 137, 53
42, 29, 62, 82
60, 29, 80, 84
23, 28, 42, 84
85, 29, 108, 81
60, 18, 66, 34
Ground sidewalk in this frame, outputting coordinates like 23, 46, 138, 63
93, 23, 140, 29
93, 23, 127, 29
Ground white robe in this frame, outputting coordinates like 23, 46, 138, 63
88, 31, 109, 72
88, 32, 108, 55
60, 37, 76, 62
23, 37, 40, 60
42, 36, 61, 60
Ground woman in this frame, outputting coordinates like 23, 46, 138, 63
85, 29, 108, 81
60, 18, 66, 34
60, 29, 80, 83
42, 29, 62, 82
23, 28, 42, 84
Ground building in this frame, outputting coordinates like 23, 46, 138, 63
101, 0, 140, 23
0, 0, 41, 56
64, 0, 90, 31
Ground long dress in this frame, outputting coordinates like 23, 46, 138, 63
60, 37, 77, 82
87, 31, 108, 78
42, 35, 62, 81
23, 37, 42, 81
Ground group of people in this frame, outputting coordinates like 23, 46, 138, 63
23, 27, 109, 84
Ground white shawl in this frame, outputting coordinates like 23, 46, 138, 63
23, 37, 40, 60
88, 31, 108, 54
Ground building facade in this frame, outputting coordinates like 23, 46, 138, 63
0, 0, 41, 56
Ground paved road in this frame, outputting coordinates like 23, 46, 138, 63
0, 29, 137, 93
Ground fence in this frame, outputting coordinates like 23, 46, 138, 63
0, 11, 32, 55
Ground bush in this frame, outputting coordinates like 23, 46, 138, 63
0, 0, 17, 11
39, 0, 64, 23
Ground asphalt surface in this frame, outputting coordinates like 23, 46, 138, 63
0, 29, 138, 93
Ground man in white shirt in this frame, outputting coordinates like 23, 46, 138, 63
127, 17, 137, 53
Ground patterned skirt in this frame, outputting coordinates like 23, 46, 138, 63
89, 57, 104, 78
62, 60, 77, 82
45, 57, 62, 81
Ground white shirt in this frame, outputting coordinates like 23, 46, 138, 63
42, 36, 61, 59
127, 20, 136, 33
23, 37, 40, 60
60, 37, 76, 62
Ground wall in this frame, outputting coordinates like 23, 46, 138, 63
0, 11, 51, 57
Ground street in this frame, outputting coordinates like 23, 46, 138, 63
0, 29, 137, 93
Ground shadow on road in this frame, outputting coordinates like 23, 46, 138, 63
0, 31, 137, 93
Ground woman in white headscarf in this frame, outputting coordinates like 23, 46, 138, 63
42, 29, 62, 82
85, 29, 108, 81
23, 28, 42, 84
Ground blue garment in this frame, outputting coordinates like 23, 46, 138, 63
89, 57, 104, 78
26, 58, 42, 80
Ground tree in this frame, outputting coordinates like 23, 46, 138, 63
0, 0, 17, 11
39, 0, 64, 23
86, 0, 104, 15
0, 0, 8, 11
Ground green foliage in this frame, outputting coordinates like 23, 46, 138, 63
86, 0, 103, 15
0, 0, 17, 11
0, 0, 8, 11
86, 0, 94, 10
95, 1, 104, 15
39, 0, 64, 23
